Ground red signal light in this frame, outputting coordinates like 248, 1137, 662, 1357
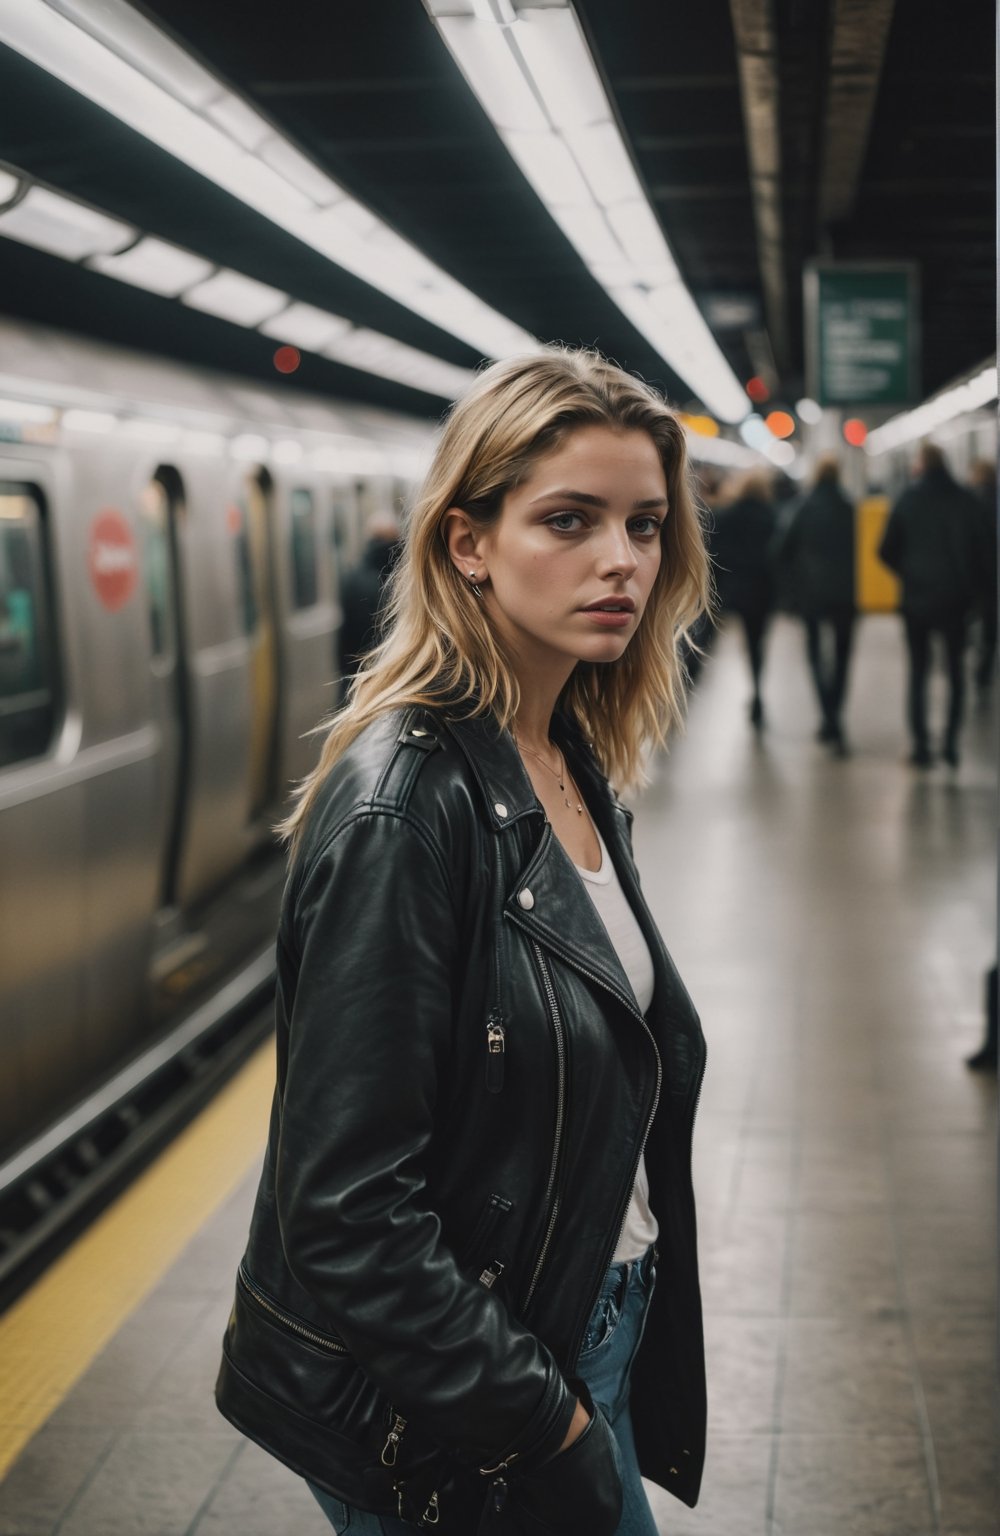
273, 345, 301, 375
843, 418, 868, 447
746, 376, 770, 403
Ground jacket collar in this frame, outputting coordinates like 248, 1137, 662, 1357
438, 708, 622, 832
440, 710, 548, 831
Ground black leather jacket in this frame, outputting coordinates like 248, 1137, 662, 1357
215, 706, 707, 1523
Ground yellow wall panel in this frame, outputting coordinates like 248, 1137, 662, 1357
857, 495, 900, 612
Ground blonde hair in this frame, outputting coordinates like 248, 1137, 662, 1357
280, 348, 711, 852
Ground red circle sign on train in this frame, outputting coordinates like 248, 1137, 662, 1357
88, 509, 138, 611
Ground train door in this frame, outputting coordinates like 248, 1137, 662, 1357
140, 467, 189, 909
239, 468, 280, 823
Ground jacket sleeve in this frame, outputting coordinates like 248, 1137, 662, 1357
273, 808, 575, 1469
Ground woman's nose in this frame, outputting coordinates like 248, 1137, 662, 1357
597, 525, 639, 576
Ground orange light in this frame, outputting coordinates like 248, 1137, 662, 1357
765, 411, 795, 440
681, 413, 720, 438
273, 345, 301, 374
843, 418, 868, 446
746, 376, 770, 403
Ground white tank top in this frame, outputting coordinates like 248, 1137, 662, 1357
575, 829, 659, 1263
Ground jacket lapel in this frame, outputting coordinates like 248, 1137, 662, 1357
503, 820, 643, 1017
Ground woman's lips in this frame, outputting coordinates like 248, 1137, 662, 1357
579, 603, 635, 629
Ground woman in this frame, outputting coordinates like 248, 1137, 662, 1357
215, 350, 709, 1535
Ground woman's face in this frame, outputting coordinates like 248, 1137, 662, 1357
470, 424, 668, 683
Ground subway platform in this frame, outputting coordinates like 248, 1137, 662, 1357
0, 612, 997, 1536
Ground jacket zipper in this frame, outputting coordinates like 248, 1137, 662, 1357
237, 1264, 349, 1355
485, 1009, 505, 1092
516, 934, 665, 1355
522, 943, 567, 1310
381, 1411, 408, 1466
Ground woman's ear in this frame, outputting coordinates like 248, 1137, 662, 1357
442, 508, 487, 582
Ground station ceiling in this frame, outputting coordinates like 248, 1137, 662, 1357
0, 0, 994, 421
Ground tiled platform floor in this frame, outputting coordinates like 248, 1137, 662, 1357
1, 613, 997, 1535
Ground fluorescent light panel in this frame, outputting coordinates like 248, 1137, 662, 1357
865, 365, 998, 455
324, 329, 474, 398
425, 0, 748, 421
0, 184, 134, 259
260, 303, 351, 350
183, 270, 289, 326
90, 236, 214, 295
5, 0, 536, 358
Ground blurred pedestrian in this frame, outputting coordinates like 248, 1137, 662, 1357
710, 468, 777, 727
773, 453, 856, 754
966, 964, 998, 1072
967, 459, 997, 692
878, 442, 985, 767
338, 511, 401, 681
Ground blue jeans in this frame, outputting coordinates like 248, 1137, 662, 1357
308, 1248, 658, 1535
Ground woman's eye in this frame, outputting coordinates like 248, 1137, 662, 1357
630, 516, 663, 537
546, 512, 584, 533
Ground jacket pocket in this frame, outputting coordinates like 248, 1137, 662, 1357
230, 1265, 387, 1447
460, 1192, 514, 1290
237, 1264, 350, 1355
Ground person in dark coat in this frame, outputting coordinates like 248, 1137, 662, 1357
773, 453, 856, 754
710, 468, 777, 727
967, 459, 997, 692
338, 512, 401, 681
878, 442, 985, 767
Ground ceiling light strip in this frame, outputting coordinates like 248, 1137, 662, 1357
0, 0, 535, 359
424, 0, 748, 422
0, 169, 475, 400
864, 363, 998, 455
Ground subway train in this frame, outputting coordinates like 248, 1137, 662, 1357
0, 316, 436, 1179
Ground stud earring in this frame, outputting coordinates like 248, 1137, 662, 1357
467, 568, 484, 597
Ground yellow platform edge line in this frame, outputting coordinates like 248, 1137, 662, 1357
0, 1039, 275, 1477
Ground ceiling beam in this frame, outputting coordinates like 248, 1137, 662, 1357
819, 0, 897, 228
728, 0, 788, 374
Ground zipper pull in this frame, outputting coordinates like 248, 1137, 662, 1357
478, 1258, 505, 1290
491, 1476, 508, 1514
420, 1490, 441, 1526
486, 1013, 505, 1093
381, 1413, 408, 1466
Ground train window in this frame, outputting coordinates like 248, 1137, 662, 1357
0, 484, 57, 768
289, 488, 318, 609
140, 477, 176, 661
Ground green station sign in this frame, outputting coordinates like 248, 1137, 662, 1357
805, 264, 919, 407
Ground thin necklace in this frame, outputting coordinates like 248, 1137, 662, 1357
514, 733, 583, 816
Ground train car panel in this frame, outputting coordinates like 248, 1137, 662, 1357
0, 771, 86, 1155
272, 471, 340, 791
169, 456, 256, 908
